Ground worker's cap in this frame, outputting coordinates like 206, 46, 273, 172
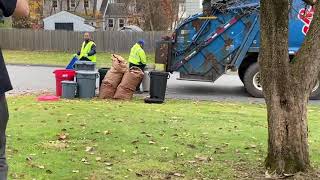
138, 40, 145, 46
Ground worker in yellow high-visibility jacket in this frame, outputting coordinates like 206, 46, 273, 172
128, 40, 147, 92
77, 32, 97, 63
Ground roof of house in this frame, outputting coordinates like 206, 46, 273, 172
105, 3, 128, 17
43, 11, 85, 22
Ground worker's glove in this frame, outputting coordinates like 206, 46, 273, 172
73, 54, 78, 57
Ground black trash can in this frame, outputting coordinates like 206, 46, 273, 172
145, 71, 170, 104
98, 68, 110, 87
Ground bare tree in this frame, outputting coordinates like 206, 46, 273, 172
259, 0, 320, 175
93, 0, 97, 17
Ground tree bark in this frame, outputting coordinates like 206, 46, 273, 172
260, 0, 320, 175
93, 0, 97, 18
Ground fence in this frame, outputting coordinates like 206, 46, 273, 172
0, 29, 169, 52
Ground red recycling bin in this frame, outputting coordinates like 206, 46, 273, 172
53, 69, 76, 96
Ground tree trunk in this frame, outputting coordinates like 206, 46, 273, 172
147, 0, 154, 31
93, 0, 97, 18
59, 0, 63, 11
260, 0, 320, 175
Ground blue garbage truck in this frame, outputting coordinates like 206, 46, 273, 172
155, 0, 319, 99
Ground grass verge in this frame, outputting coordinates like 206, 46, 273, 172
3, 50, 155, 68
6, 96, 320, 179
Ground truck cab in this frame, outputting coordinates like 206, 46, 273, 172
155, 0, 320, 99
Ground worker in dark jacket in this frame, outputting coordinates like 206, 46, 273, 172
0, 0, 29, 179
77, 32, 97, 63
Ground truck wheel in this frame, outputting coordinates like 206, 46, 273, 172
243, 63, 264, 98
310, 80, 320, 100
238, 70, 245, 84
243, 63, 320, 99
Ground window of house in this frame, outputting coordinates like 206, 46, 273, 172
84, 0, 90, 8
108, 19, 114, 28
52, 0, 58, 8
70, 0, 76, 8
119, 19, 125, 28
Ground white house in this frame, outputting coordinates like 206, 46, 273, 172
43, 11, 95, 32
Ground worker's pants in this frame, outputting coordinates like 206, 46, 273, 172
0, 94, 8, 180
129, 63, 146, 91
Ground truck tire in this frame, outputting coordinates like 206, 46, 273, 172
238, 70, 245, 84
310, 80, 320, 100
243, 63, 264, 98
243, 63, 320, 99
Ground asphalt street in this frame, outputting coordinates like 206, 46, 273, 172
6, 65, 263, 102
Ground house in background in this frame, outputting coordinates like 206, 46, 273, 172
43, 0, 104, 18
101, 2, 128, 31
99, 0, 142, 31
43, 11, 95, 31
43, 0, 104, 30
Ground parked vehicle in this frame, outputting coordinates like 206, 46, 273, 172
155, 0, 319, 99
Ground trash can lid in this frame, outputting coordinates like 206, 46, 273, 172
76, 71, 99, 75
150, 71, 169, 76
75, 61, 95, 65
61, 81, 77, 84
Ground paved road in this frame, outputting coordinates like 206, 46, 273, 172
6, 65, 262, 102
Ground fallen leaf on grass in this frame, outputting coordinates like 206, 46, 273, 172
131, 140, 139, 144
104, 130, 112, 135
44, 141, 69, 149
66, 114, 73, 117
72, 170, 79, 173
132, 150, 138, 155
149, 140, 156, 145
187, 144, 196, 149
106, 167, 112, 171
105, 162, 113, 166
26, 157, 32, 161
95, 157, 102, 161
85, 147, 94, 152
160, 147, 169, 151
57, 133, 69, 141
37, 165, 45, 169
175, 152, 184, 157
135, 172, 143, 177
244, 144, 257, 150
195, 155, 212, 162
173, 173, 185, 177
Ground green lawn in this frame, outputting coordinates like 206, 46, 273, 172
3, 50, 155, 68
6, 96, 320, 179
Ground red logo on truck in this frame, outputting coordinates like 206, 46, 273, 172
298, 6, 315, 35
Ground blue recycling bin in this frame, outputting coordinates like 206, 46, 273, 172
66, 56, 78, 70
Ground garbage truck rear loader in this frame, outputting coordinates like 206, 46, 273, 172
155, 0, 320, 99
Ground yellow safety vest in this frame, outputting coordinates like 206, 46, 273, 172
129, 43, 147, 65
79, 41, 97, 63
